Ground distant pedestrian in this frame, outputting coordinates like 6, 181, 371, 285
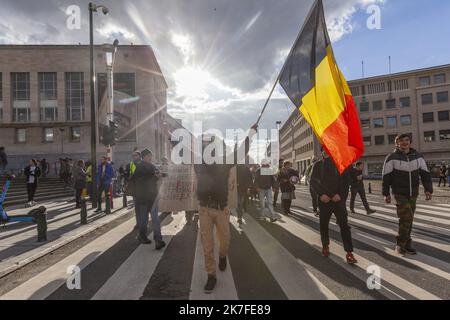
0, 147, 8, 176
85, 161, 93, 201
255, 159, 278, 222
278, 161, 299, 215
95, 156, 114, 213
305, 158, 319, 216
73, 160, 87, 208
125, 150, 142, 228
382, 134, 433, 256
448, 164, 450, 187
60, 159, 70, 188
272, 159, 284, 207
349, 162, 376, 215
24, 159, 41, 207
133, 149, 165, 250
41, 158, 49, 179
236, 164, 253, 224
438, 164, 447, 187
310, 148, 358, 265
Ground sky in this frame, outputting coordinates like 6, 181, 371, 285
1, 0, 449, 151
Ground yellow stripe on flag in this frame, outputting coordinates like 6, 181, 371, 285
299, 47, 346, 136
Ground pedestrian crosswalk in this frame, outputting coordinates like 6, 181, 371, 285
0, 191, 449, 300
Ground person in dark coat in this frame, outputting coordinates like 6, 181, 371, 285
278, 161, 299, 215
236, 164, 253, 224
310, 149, 358, 265
24, 159, 41, 207
349, 162, 376, 215
132, 149, 165, 250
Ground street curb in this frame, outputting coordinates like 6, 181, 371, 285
0, 204, 135, 279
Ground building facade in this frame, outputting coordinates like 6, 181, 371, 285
0, 45, 170, 172
279, 64, 450, 177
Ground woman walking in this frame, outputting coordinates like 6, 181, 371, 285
24, 159, 41, 207
73, 160, 87, 208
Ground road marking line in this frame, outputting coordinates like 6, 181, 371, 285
92, 214, 186, 300
230, 212, 337, 300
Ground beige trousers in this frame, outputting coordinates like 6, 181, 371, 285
198, 206, 231, 276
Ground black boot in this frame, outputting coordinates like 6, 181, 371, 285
204, 275, 217, 294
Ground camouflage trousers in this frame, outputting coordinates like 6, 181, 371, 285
394, 195, 417, 248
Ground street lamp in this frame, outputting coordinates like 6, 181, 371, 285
103, 39, 119, 162
59, 128, 65, 154
89, 2, 109, 209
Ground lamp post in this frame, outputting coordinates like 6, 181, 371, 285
89, 2, 109, 209
276, 121, 282, 161
59, 128, 65, 154
103, 39, 119, 162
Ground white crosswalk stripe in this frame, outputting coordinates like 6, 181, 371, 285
1, 194, 448, 300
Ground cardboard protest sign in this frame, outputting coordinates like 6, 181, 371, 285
158, 165, 238, 212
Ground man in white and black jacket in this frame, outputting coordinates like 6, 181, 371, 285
382, 134, 433, 256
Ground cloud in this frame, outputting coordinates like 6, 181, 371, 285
0, 0, 386, 133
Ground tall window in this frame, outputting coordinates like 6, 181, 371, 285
386, 99, 396, 109
440, 130, 450, 140
419, 76, 430, 87
43, 128, 54, 143
400, 115, 412, 126
71, 127, 81, 142
437, 91, 449, 103
423, 112, 434, 123
373, 118, 384, 128
361, 119, 370, 129
39, 72, 58, 121
360, 102, 369, 113
372, 100, 383, 111
434, 73, 446, 84
438, 111, 450, 122
387, 116, 397, 128
424, 131, 435, 142
421, 93, 433, 105
388, 134, 398, 145
11, 72, 31, 122
16, 129, 27, 143
65, 72, 84, 121
400, 97, 411, 108
375, 135, 385, 145
363, 136, 372, 146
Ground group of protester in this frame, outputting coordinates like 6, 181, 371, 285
0, 130, 441, 294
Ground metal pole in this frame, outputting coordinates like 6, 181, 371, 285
89, 2, 98, 209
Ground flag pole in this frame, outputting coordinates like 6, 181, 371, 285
255, 0, 320, 125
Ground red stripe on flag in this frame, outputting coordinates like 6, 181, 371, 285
320, 95, 364, 174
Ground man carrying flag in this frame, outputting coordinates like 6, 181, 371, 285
277, 0, 363, 263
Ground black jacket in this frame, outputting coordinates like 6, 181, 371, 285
237, 165, 253, 194
254, 168, 275, 190
382, 148, 433, 197
349, 167, 365, 188
310, 158, 350, 199
133, 162, 158, 205
24, 166, 41, 185
0, 150, 7, 166
278, 168, 299, 193
195, 130, 256, 209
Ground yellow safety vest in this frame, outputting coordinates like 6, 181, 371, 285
130, 162, 137, 176
86, 165, 92, 183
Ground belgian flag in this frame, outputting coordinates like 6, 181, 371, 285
279, 0, 364, 174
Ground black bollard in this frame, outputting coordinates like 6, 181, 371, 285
368, 183, 372, 194
80, 199, 88, 225
36, 214, 47, 242
105, 193, 111, 215
123, 194, 128, 208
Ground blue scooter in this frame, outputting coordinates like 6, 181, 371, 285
0, 175, 48, 242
